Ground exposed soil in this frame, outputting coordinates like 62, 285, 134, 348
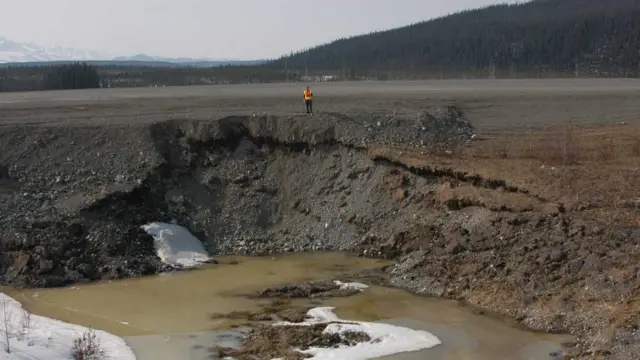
255, 280, 364, 299
211, 280, 380, 359
0, 107, 473, 287
1, 81, 639, 359
209, 279, 368, 330
210, 298, 313, 324
215, 322, 371, 360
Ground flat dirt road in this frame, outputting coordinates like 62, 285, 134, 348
1, 79, 640, 131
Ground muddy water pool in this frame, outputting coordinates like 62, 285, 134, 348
7, 253, 571, 360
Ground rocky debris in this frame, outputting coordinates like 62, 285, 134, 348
363, 211, 640, 359
210, 300, 312, 324
0, 216, 164, 287
1, 108, 637, 358
187, 107, 475, 151
1, 109, 473, 287
317, 106, 475, 150
255, 280, 362, 299
622, 198, 640, 209
216, 323, 370, 360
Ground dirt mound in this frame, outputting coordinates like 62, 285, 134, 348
320, 105, 475, 150
216, 323, 370, 360
0, 108, 474, 287
210, 299, 312, 324
255, 280, 362, 299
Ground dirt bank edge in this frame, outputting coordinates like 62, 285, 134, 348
1, 110, 637, 359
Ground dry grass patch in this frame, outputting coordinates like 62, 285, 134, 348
71, 330, 105, 360
472, 123, 640, 165
370, 123, 640, 226
435, 182, 547, 212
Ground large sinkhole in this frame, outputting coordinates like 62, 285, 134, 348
0, 109, 477, 288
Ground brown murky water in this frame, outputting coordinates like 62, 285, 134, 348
332, 288, 570, 360
6, 253, 571, 360
8, 253, 386, 336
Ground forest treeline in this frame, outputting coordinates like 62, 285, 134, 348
0, 64, 285, 92
1, 0, 639, 92
266, 0, 640, 79
1, 62, 102, 92
45, 62, 101, 90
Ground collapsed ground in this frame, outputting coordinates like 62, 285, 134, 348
212, 280, 373, 360
0, 93, 639, 359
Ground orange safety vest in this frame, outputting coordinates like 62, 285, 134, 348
304, 89, 312, 100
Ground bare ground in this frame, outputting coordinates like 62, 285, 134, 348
215, 322, 371, 360
210, 298, 313, 324
1, 80, 639, 359
210, 290, 372, 360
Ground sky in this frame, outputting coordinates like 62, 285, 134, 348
0, 0, 520, 60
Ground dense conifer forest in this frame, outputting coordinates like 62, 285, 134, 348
45, 63, 101, 90
266, 0, 640, 79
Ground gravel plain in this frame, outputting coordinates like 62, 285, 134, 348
1, 79, 640, 130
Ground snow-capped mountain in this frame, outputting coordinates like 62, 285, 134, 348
112, 54, 220, 63
0, 36, 105, 63
0, 36, 260, 65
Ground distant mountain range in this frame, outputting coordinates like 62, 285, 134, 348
0, 36, 263, 67
0, 36, 104, 63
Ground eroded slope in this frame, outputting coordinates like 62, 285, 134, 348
0, 109, 638, 359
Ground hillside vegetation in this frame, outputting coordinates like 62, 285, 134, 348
266, 0, 640, 79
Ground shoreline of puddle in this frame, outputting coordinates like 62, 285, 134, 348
5, 252, 572, 360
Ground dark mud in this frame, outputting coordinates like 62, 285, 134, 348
210, 298, 313, 324
255, 280, 363, 299
215, 322, 371, 360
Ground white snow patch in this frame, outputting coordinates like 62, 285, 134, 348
333, 280, 369, 291
141, 222, 212, 268
274, 307, 441, 360
0, 293, 136, 360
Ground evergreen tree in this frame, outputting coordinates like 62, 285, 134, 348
45, 62, 101, 90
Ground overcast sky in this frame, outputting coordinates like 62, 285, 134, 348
0, 0, 519, 59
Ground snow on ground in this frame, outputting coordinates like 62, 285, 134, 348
334, 280, 369, 291
275, 307, 441, 360
141, 222, 212, 268
0, 293, 136, 360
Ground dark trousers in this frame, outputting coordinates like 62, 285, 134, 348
305, 99, 313, 113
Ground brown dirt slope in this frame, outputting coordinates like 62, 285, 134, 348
363, 122, 640, 359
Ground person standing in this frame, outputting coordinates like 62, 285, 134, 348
303, 86, 313, 114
